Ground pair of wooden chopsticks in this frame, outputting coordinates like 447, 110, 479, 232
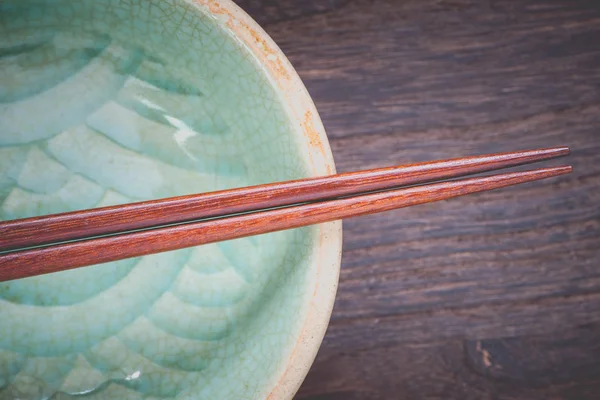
0, 147, 571, 282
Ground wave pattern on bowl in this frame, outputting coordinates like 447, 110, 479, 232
0, 1, 319, 398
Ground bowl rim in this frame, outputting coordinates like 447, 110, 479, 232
193, 1, 342, 398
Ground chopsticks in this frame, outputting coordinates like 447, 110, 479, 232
0, 147, 569, 251
0, 147, 571, 282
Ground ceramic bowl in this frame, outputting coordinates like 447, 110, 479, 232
0, 0, 341, 398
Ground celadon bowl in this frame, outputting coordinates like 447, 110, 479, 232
0, 0, 341, 398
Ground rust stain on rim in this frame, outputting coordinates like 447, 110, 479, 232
301, 110, 327, 158
244, 27, 292, 81
201, 0, 292, 82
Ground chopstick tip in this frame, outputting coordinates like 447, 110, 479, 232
546, 165, 572, 177
543, 146, 570, 157
515, 145, 570, 161
558, 146, 570, 156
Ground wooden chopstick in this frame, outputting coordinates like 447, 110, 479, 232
0, 165, 571, 282
0, 147, 569, 251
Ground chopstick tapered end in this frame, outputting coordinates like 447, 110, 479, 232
517, 165, 572, 182
549, 165, 573, 175
549, 146, 570, 157
525, 146, 570, 159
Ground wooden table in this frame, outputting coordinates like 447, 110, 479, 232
235, 1, 600, 398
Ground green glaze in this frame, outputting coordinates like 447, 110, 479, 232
0, 1, 322, 398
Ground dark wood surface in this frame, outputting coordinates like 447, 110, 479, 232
233, 1, 600, 399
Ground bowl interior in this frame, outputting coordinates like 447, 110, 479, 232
0, 0, 330, 398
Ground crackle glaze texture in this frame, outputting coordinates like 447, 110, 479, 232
0, 1, 338, 399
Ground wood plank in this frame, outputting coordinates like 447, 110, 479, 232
233, 0, 600, 398
266, 0, 600, 137
297, 324, 600, 399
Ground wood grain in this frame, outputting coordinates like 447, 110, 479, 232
232, 0, 600, 399
0, 147, 567, 252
